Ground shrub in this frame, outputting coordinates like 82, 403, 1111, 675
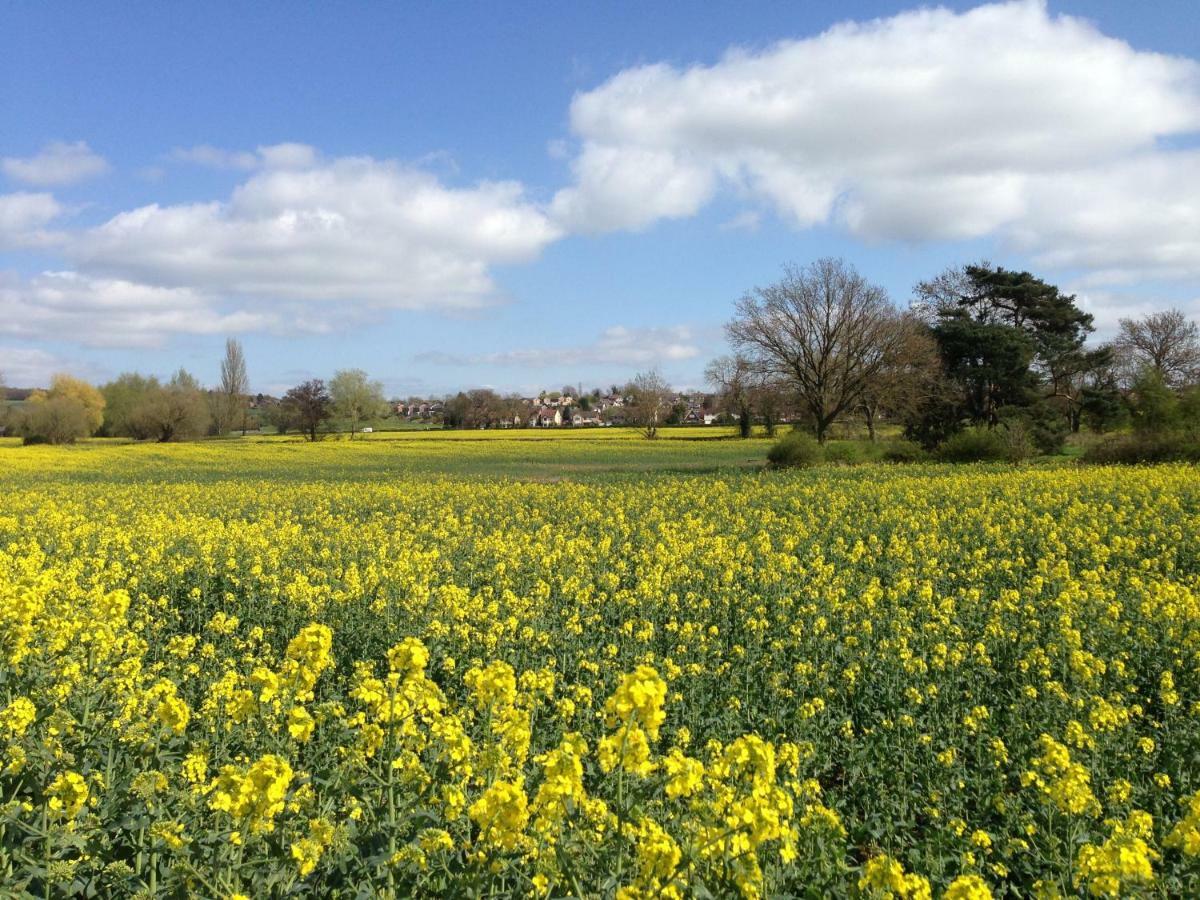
880, 439, 928, 463
1081, 433, 1200, 464
937, 428, 1012, 463
823, 442, 865, 465
16, 397, 94, 445
767, 430, 823, 468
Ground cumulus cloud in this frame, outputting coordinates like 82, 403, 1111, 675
74, 145, 563, 309
552, 0, 1200, 284
0, 270, 277, 348
416, 325, 701, 368
2, 141, 109, 186
0, 192, 65, 249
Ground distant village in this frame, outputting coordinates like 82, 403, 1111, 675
391, 389, 723, 428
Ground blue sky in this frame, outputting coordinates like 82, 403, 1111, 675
2, 0, 1198, 396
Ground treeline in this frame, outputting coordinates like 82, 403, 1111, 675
707, 258, 1200, 459
0, 340, 394, 445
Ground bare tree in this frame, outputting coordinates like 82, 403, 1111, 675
705, 355, 755, 437
727, 258, 909, 443
857, 315, 943, 441
216, 338, 250, 435
625, 370, 671, 439
1115, 309, 1200, 388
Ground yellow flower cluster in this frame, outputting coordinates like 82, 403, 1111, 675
2, 439, 1199, 897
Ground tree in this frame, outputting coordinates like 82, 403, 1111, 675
625, 370, 671, 439
329, 369, 387, 438
856, 315, 942, 441
1046, 343, 1117, 433
263, 399, 295, 436
916, 263, 1099, 431
283, 379, 332, 441
16, 398, 94, 444
1128, 368, 1179, 433
1115, 309, 1200, 388
44, 374, 106, 434
726, 258, 909, 443
131, 369, 210, 442
705, 355, 756, 438
16, 374, 105, 444
101, 373, 161, 438
215, 338, 250, 435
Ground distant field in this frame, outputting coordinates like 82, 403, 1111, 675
0, 426, 776, 482
2, 434, 1198, 897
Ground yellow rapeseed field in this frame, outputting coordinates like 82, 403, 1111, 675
1, 438, 1198, 897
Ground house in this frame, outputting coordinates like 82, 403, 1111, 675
572, 410, 602, 426
529, 407, 562, 427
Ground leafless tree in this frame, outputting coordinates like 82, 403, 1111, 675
625, 370, 671, 439
856, 315, 943, 441
705, 355, 756, 437
215, 338, 250, 435
727, 258, 910, 443
1114, 309, 1200, 388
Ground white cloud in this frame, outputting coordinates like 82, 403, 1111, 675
2, 141, 109, 186
552, 0, 1200, 284
75, 146, 563, 309
171, 144, 260, 170
171, 142, 319, 171
417, 325, 702, 368
0, 192, 65, 249
0, 347, 69, 388
0, 270, 276, 348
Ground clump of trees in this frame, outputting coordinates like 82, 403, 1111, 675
717, 257, 1199, 461
442, 390, 525, 429
13, 374, 106, 444
99, 370, 211, 442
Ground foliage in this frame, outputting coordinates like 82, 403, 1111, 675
1130, 368, 1181, 434
14, 396, 95, 445
128, 369, 211, 442
329, 369, 388, 438
821, 441, 866, 465
17, 374, 106, 443
283, 380, 333, 442
879, 439, 928, 463
1081, 433, 1200, 464
936, 428, 1014, 463
1, 444, 1199, 897
766, 429, 823, 468
100, 372, 162, 439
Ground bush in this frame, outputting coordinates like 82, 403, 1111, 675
880, 439, 928, 463
823, 441, 865, 465
767, 430, 823, 468
16, 397, 94, 445
1081, 433, 1200, 465
937, 428, 1012, 463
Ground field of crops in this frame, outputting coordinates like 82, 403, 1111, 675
2, 434, 1199, 897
